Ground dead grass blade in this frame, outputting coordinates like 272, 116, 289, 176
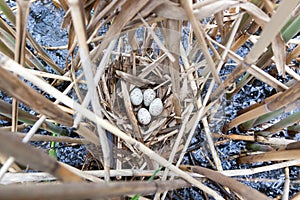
120, 80, 143, 142
0, 129, 82, 182
272, 33, 286, 76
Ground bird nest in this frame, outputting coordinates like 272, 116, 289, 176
96, 28, 209, 169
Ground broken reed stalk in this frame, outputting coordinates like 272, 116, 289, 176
12, 0, 30, 133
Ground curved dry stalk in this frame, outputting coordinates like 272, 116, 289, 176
182, 165, 271, 200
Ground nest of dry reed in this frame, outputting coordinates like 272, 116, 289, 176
95, 29, 208, 169
1, 0, 300, 199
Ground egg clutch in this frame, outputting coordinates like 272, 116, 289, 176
129, 88, 163, 125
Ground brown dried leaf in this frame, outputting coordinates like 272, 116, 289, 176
272, 33, 286, 76
240, 2, 270, 26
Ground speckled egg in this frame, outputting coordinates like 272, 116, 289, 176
143, 89, 156, 107
130, 88, 143, 106
149, 98, 163, 116
137, 108, 151, 125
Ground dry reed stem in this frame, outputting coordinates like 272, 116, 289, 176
202, 117, 223, 171
208, 37, 289, 91
0, 116, 46, 179
94, 0, 150, 58
3, 159, 300, 185
0, 180, 190, 200
214, 133, 296, 148
181, 0, 221, 84
73, 39, 116, 127
12, 0, 30, 134
13, 132, 87, 143
139, 14, 175, 62
238, 149, 300, 164
68, 0, 111, 181
0, 64, 73, 126
120, 80, 143, 142
282, 167, 290, 200
157, 103, 193, 199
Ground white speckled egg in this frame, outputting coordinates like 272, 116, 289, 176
137, 108, 151, 125
130, 88, 143, 106
143, 89, 156, 106
149, 98, 163, 116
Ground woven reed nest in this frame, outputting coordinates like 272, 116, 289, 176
95, 27, 212, 169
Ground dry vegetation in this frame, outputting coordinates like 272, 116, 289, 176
0, 0, 300, 199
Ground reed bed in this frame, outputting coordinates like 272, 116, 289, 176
0, 0, 300, 199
